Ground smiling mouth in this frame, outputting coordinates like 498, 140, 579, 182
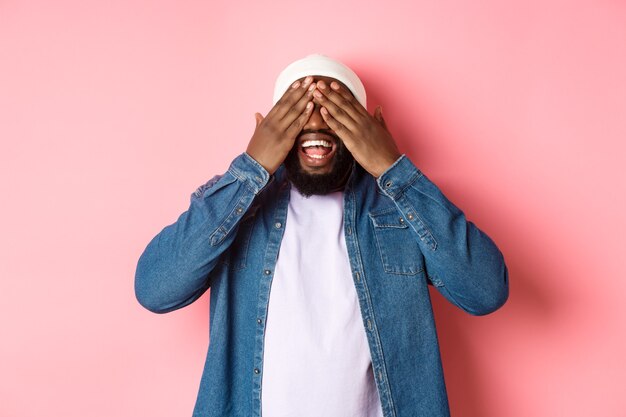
297, 132, 338, 164
301, 138, 333, 158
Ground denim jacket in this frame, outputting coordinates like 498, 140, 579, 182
135, 152, 509, 417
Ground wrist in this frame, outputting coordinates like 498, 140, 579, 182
245, 148, 277, 175
372, 152, 402, 178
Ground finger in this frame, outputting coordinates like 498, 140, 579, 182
270, 76, 315, 120
255, 112, 264, 127
285, 101, 314, 139
315, 80, 362, 122
265, 79, 305, 120
329, 81, 353, 100
329, 80, 369, 117
320, 106, 353, 142
375, 105, 389, 130
313, 88, 359, 132
278, 81, 316, 126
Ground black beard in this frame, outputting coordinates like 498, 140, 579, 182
284, 135, 354, 198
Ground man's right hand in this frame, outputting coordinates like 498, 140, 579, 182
246, 76, 316, 175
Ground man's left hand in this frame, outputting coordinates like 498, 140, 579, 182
312, 80, 402, 178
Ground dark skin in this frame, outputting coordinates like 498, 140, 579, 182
246, 75, 401, 179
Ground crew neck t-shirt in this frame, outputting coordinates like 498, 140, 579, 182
260, 186, 383, 417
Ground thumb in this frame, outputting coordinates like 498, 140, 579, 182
374, 106, 387, 128
254, 112, 264, 127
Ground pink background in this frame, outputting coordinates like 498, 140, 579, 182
1, 1, 625, 416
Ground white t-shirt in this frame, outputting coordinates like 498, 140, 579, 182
261, 187, 383, 417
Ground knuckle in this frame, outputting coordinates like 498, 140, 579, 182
294, 116, 306, 127
328, 119, 342, 130
283, 95, 293, 106
339, 100, 354, 114
286, 123, 300, 137
265, 123, 279, 136
332, 92, 345, 104
284, 90, 297, 102
289, 117, 302, 129
278, 92, 296, 107
287, 106, 300, 118
287, 124, 299, 136
292, 115, 306, 130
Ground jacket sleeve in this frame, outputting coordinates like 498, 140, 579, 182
376, 155, 509, 316
134, 153, 271, 314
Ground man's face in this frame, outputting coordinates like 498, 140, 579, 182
284, 75, 355, 197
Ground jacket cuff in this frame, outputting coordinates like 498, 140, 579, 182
376, 154, 422, 200
228, 152, 272, 194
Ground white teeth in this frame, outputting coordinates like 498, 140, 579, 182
308, 154, 328, 159
302, 139, 331, 148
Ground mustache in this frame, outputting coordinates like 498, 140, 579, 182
297, 129, 340, 141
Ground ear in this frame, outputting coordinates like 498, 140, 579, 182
254, 112, 264, 127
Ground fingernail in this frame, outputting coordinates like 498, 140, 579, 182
321, 107, 328, 115
306, 102, 313, 109
304, 76, 313, 85
318, 80, 326, 89
331, 81, 340, 90
291, 81, 300, 89
308, 83, 316, 91
313, 90, 322, 98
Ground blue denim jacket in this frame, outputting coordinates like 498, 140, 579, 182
135, 152, 509, 417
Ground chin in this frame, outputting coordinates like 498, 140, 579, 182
284, 142, 354, 197
299, 161, 335, 176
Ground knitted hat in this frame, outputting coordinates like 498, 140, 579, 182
273, 54, 367, 108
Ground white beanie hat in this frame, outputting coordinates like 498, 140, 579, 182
273, 54, 367, 108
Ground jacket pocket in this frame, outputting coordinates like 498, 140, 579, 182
369, 207, 424, 276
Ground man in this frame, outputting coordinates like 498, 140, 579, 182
135, 54, 509, 417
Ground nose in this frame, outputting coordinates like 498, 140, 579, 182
303, 103, 330, 132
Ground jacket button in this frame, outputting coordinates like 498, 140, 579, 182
407, 213, 414, 220
264, 270, 271, 275
236, 207, 243, 214
275, 222, 282, 229
254, 368, 260, 374
257, 318, 262, 325
385, 181, 392, 188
